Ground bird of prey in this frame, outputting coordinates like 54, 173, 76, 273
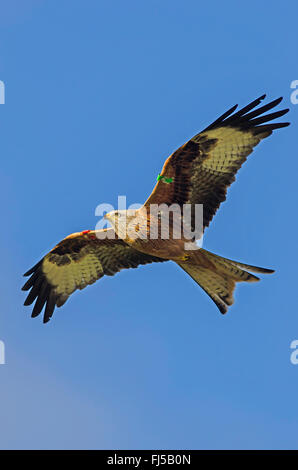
22, 95, 289, 323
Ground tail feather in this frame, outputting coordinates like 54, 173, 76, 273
178, 248, 274, 314
201, 249, 275, 275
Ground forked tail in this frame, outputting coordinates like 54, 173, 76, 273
177, 248, 274, 314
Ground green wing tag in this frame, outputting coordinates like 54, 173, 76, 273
157, 174, 173, 184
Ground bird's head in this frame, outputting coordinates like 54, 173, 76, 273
104, 209, 137, 239
104, 209, 125, 224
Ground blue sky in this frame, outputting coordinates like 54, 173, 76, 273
0, 0, 297, 450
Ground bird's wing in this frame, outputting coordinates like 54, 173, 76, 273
144, 95, 289, 232
22, 228, 165, 323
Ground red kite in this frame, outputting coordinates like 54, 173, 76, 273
23, 95, 289, 322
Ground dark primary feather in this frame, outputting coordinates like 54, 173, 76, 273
202, 95, 288, 131
22, 229, 166, 323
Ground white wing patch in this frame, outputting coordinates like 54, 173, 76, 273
42, 252, 104, 296
198, 128, 264, 173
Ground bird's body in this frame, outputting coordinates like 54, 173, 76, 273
22, 95, 290, 322
105, 208, 196, 260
